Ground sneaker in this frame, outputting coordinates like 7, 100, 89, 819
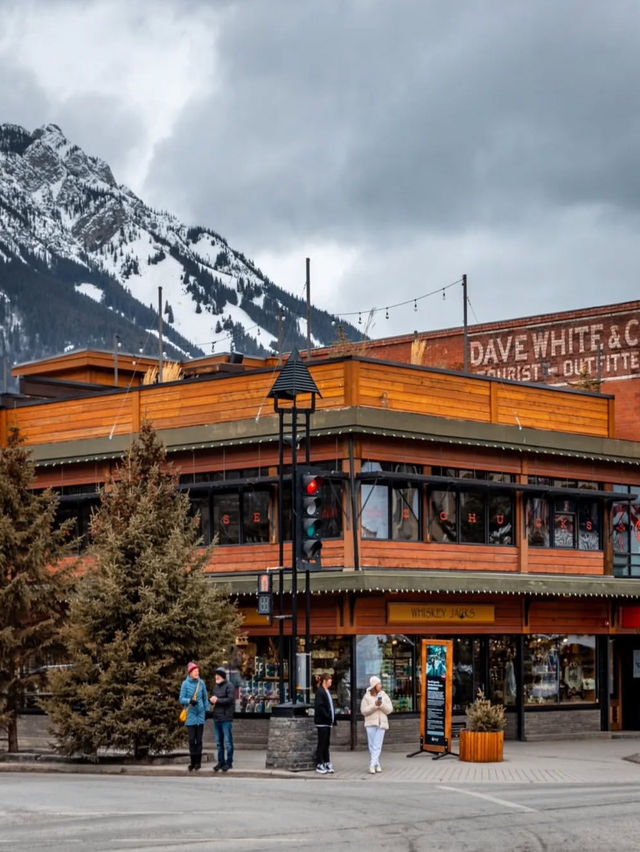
221, 764, 230, 772
316, 764, 328, 774
368, 765, 376, 774
325, 762, 335, 774
375, 764, 382, 773
213, 763, 222, 772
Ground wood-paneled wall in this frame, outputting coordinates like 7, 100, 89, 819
2, 357, 613, 450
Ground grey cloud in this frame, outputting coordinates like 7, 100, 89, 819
148, 0, 640, 255
55, 94, 147, 184
0, 59, 50, 131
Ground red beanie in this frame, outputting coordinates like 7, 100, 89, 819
187, 662, 199, 674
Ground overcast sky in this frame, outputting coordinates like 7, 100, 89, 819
2, 0, 639, 339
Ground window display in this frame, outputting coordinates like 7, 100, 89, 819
450, 637, 482, 713
524, 635, 596, 705
489, 636, 518, 706
356, 635, 414, 712
308, 636, 352, 714
230, 638, 288, 713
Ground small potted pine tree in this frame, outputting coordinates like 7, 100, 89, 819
459, 689, 506, 762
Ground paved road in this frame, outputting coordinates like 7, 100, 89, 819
2, 739, 640, 850
2, 773, 640, 850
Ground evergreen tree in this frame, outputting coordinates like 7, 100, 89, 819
0, 427, 75, 752
45, 422, 240, 760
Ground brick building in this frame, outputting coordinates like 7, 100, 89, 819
330, 299, 640, 442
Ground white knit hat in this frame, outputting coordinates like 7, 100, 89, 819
369, 675, 381, 688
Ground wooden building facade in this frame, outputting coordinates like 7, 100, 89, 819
4, 347, 640, 740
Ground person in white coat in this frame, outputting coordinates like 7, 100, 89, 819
360, 675, 393, 774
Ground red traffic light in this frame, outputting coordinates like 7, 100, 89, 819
303, 474, 322, 496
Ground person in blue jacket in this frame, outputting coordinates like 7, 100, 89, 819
179, 661, 209, 771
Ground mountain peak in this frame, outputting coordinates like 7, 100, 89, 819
0, 122, 361, 376
32, 123, 69, 152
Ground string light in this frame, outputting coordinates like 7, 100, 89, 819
183, 275, 464, 354
334, 277, 462, 323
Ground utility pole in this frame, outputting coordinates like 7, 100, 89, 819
462, 274, 469, 373
113, 334, 120, 387
306, 257, 311, 358
158, 286, 164, 383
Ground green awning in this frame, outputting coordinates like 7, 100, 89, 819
209, 568, 640, 600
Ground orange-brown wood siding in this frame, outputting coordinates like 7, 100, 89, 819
527, 550, 604, 576
359, 541, 519, 572
7, 358, 613, 450
239, 592, 609, 638
528, 599, 609, 634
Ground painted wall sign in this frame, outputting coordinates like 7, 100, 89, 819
468, 307, 640, 384
388, 603, 495, 624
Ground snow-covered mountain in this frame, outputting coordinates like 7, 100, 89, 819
0, 122, 359, 373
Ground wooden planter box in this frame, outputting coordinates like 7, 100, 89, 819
459, 729, 504, 762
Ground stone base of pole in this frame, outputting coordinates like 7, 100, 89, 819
265, 704, 315, 771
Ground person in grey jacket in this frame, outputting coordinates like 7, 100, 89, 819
179, 661, 209, 771
209, 666, 235, 772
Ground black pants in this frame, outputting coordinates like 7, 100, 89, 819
316, 726, 331, 765
188, 723, 204, 766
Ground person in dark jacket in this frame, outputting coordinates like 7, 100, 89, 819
209, 666, 235, 772
179, 661, 209, 771
314, 673, 336, 774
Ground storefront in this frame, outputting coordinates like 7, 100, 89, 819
215, 568, 640, 740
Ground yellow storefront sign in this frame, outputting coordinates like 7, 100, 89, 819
239, 607, 271, 627
387, 602, 495, 624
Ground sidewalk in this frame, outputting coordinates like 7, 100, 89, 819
2, 737, 640, 784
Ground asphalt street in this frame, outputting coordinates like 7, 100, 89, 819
2, 773, 640, 850
2, 738, 640, 850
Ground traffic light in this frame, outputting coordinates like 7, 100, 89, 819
296, 466, 323, 569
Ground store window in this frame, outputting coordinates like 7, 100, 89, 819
189, 493, 212, 544
356, 634, 414, 712
489, 636, 518, 707
229, 637, 288, 712
429, 469, 514, 545
308, 636, 352, 715
524, 634, 597, 705
54, 492, 101, 552
360, 461, 420, 541
451, 637, 483, 713
612, 485, 640, 577
526, 480, 601, 551
181, 469, 273, 546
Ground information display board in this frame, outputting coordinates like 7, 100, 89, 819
420, 639, 453, 755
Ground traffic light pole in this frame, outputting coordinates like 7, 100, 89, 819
267, 348, 321, 710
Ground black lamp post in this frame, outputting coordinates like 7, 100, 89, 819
267, 348, 321, 707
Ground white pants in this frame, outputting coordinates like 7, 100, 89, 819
366, 725, 386, 767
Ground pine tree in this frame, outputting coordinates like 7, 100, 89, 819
0, 426, 75, 752
45, 421, 240, 760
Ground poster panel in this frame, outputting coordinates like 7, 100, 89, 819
420, 639, 453, 754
